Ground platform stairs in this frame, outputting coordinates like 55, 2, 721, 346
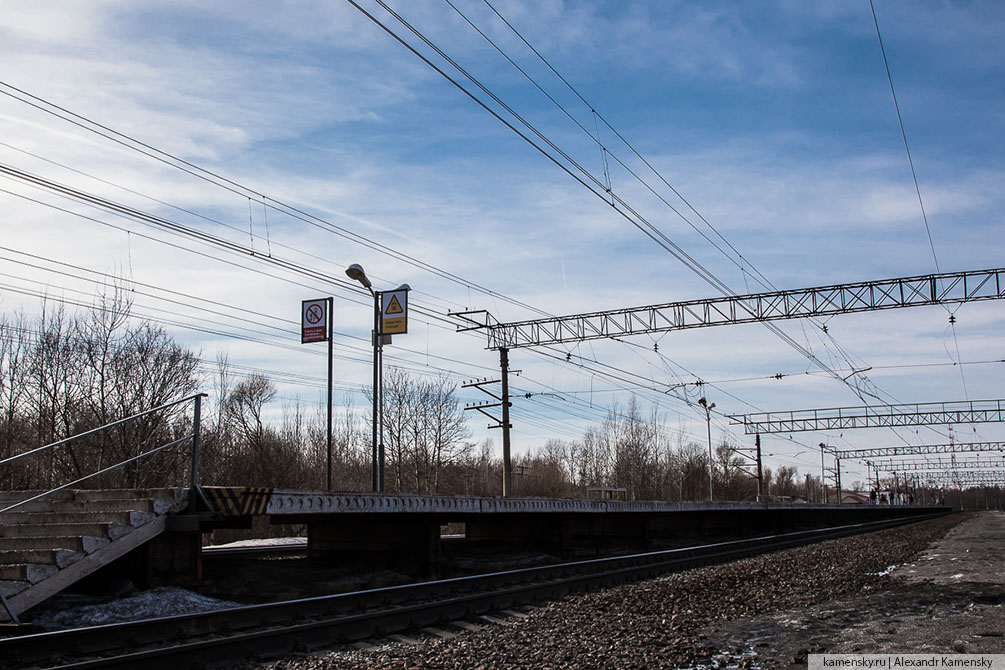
0, 393, 209, 623
0, 488, 188, 622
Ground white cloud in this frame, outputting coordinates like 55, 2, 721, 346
1, 0, 1003, 465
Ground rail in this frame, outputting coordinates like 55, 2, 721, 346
0, 393, 208, 515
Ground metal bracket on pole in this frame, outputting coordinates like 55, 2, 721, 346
461, 347, 513, 496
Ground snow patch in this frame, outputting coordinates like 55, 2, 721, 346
205, 536, 307, 549
31, 587, 240, 630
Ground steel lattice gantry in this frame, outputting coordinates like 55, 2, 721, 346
870, 457, 1004, 471
452, 268, 1005, 350
836, 441, 1005, 459
911, 470, 1005, 486
728, 399, 1005, 434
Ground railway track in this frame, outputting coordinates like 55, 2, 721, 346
0, 512, 948, 669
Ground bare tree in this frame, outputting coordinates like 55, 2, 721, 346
771, 465, 800, 498
377, 369, 471, 494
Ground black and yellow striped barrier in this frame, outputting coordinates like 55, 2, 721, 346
201, 486, 273, 516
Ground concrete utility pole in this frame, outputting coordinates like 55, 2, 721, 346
461, 351, 513, 497
835, 455, 842, 504
500, 347, 512, 497
699, 397, 716, 502
819, 443, 828, 503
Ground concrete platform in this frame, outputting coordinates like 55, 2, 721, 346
263, 490, 938, 517
249, 490, 949, 575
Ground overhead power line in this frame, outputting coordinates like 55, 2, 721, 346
0, 80, 553, 320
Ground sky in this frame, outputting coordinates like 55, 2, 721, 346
1, 0, 1004, 491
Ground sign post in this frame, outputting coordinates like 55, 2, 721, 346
380, 289, 408, 335
343, 264, 411, 494
302, 298, 333, 490
372, 286, 409, 491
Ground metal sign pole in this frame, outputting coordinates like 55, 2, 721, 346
378, 327, 385, 492
372, 291, 380, 493
326, 297, 333, 491
302, 297, 334, 491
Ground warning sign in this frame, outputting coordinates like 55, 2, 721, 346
380, 289, 408, 335
301, 298, 328, 343
385, 294, 404, 314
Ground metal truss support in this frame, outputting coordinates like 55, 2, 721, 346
451, 268, 1005, 350
871, 457, 1004, 471
729, 399, 1005, 434
837, 441, 1005, 459
909, 470, 1005, 486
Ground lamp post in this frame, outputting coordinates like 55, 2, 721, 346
698, 397, 715, 502
345, 264, 380, 492
346, 264, 410, 494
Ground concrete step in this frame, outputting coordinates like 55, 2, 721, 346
0, 488, 182, 623
2, 498, 160, 514
0, 579, 30, 598
0, 548, 84, 568
0, 535, 110, 554
0, 563, 58, 584
0, 490, 71, 504
71, 488, 185, 503
51, 498, 161, 514
0, 488, 187, 514
0, 522, 133, 542
0, 510, 155, 527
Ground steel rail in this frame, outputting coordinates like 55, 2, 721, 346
0, 512, 950, 669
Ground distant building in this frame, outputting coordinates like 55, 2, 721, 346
841, 491, 870, 505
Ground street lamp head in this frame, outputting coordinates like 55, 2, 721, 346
393, 283, 411, 292
709, 402, 716, 410
345, 263, 372, 289
698, 397, 707, 407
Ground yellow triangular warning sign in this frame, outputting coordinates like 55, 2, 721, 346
385, 294, 404, 314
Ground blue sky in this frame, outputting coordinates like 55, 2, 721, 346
2, 0, 1004, 488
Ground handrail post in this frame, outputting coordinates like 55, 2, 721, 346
190, 394, 204, 510
191, 394, 202, 488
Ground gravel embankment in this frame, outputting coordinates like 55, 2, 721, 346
245, 513, 967, 670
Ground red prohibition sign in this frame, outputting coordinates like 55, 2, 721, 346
305, 303, 324, 325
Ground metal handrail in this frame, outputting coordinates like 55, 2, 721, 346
0, 434, 192, 516
0, 393, 205, 468
0, 393, 209, 514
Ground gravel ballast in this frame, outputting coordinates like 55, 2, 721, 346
246, 512, 983, 669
